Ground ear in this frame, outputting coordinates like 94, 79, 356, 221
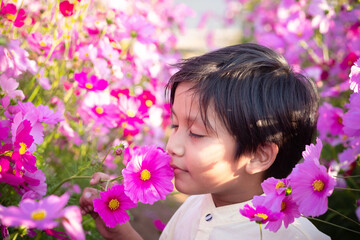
245, 143, 279, 175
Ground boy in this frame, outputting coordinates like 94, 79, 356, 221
80, 43, 330, 239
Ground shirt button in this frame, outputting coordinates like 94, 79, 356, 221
205, 213, 213, 222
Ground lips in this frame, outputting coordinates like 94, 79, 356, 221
170, 164, 186, 173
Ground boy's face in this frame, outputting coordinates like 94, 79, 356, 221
166, 82, 251, 197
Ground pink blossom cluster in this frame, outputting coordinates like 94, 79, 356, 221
1, 0, 192, 238
93, 145, 174, 228
240, 138, 336, 232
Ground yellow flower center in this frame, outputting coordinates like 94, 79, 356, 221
19, 143, 27, 155
85, 83, 93, 89
121, 122, 128, 128
39, 41, 47, 47
108, 199, 120, 210
312, 180, 325, 191
95, 106, 104, 115
126, 110, 135, 118
254, 213, 268, 220
4, 151, 13, 157
145, 100, 153, 107
0, 166, 2, 172
275, 181, 286, 189
140, 169, 151, 181
31, 209, 47, 220
281, 201, 286, 211
6, 14, 16, 21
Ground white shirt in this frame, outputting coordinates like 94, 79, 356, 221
160, 194, 330, 240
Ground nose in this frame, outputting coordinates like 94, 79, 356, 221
166, 130, 185, 157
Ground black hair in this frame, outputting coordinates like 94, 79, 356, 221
166, 43, 319, 180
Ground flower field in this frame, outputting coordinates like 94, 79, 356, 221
0, 0, 360, 239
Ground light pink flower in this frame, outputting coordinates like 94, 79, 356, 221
0, 194, 69, 230
62, 206, 85, 240
0, 74, 25, 100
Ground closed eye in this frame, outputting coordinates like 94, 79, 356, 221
189, 131, 204, 138
170, 124, 178, 129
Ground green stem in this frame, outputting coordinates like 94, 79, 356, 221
11, 232, 19, 240
104, 176, 124, 191
307, 217, 360, 235
259, 223, 263, 240
334, 175, 360, 179
101, 148, 112, 166
328, 207, 360, 227
27, 85, 41, 102
334, 187, 360, 192
49, 176, 92, 195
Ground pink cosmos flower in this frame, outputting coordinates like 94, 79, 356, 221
259, 177, 288, 212
93, 184, 137, 228
240, 204, 282, 225
343, 93, 360, 137
0, 194, 69, 230
302, 137, 322, 164
252, 195, 300, 232
1, 3, 26, 27
349, 58, 360, 93
317, 103, 344, 142
0, 74, 25, 100
27, 32, 54, 55
17, 101, 64, 125
20, 169, 47, 199
288, 144, 336, 216
11, 119, 37, 174
0, 120, 10, 141
122, 145, 174, 204
77, 44, 98, 61
0, 37, 37, 77
115, 14, 155, 44
59, 0, 74, 17
62, 206, 85, 240
74, 72, 108, 91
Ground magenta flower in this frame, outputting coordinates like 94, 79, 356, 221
93, 184, 137, 228
0, 194, 69, 230
240, 204, 281, 224
59, 0, 74, 17
349, 58, 360, 93
288, 158, 336, 217
122, 145, 174, 204
11, 119, 37, 174
1, 3, 26, 27
0, 159, 10, 175
74, 72, 108, 91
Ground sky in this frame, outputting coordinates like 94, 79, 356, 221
174, 0, 227, 29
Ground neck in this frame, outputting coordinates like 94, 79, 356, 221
211, 177, 264, 207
